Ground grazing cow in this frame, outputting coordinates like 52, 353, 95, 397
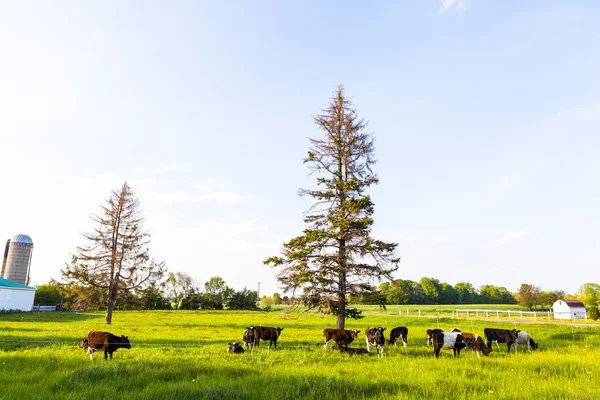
365, 327, 386, 357
388, 327, 409, 347
454, 331, 491, 357
78, 338, 93, 357
332, 343, 369, 355
513, 331, 538, 352
86, 330, 131, 360
243, 326, 255, 349
323, 328, 361, 349
431, 330, 467, 358
227, 342, 245, 353
426, 328, 444, 347
483, 328, 519, 352
253, 326, 283, 348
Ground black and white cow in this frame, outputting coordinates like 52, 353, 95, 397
227, 342, 244, 353
388, 327, 408, 347
243, 326, 255, 349
365, 327, 386, 357
426, 328, 444, 347
431, 330, 467, 358
513, 331, 538, 352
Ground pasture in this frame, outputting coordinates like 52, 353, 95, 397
1, 308, 599, 399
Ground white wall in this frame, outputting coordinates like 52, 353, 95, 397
0, 287, 35, 311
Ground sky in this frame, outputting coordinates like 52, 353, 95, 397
0, 0, 598, 297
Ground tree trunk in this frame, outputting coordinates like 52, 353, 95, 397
105, 298, 115, 325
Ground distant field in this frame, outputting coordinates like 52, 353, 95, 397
1, 308, 599, 399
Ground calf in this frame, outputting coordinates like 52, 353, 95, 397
458, 332, 491, 357
243, 326, 255, 349
513, 331, 538, 352
426, 328, 444, 347
86, 330, 131, 360
323, 328, 361, 349
388, 327, 408, 347
227, 342, 245, 353
432, 331, 467, 358
333, 343, 369, 355
483, 328, 519, 352
253, 326, 283, 348
365, 327, 386, 357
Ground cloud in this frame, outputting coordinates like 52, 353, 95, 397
440, 0, 465, 12
491, 231, 529, 245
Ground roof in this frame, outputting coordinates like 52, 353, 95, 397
10, 234, 33, 244
0, 277, 36, 290
563, 300, 586, 308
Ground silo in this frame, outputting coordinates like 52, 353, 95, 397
3, 234, 33, 285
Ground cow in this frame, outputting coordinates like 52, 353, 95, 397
253, 326, 283, 348
426, 328, 444, 347
86, 330, 131, 360
323, 328, 361, 349
365, 327, 386, 357
388, 327, 408, 347
243, 326, 255, 349
332, 343, 369, 355
483, 328, 519, 352
451, 330, 490, 358
513, 331, 538, 352
431, 330, 467, 358
227, 342, 245, 353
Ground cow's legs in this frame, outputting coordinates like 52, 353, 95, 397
89, 349, 94, 360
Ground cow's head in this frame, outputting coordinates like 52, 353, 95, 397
79, 339, 89, 350
121, 335, 132, 349
274, 327, 284, 338
351, 330, 361, 338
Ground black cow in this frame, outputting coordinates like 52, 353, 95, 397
432, 331, 467, 358
227, 342, 245, 353
86, 330, 131, 360
243, 326, 255, 349
323, 328, 361, 349
253, 326, 283, 348
483, 328, 519, 352
333, 343, 369, 355
365, 327, 386, 357
388, 327, 408, 347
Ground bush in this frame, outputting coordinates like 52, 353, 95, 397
588, 306, 599, 321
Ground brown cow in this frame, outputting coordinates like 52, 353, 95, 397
253, 326, 283, 348
86, 330, 131, 360
451, 329, 490, 357
323, 328, 361, 349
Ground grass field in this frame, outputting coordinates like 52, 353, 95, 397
1, 308, 599, 399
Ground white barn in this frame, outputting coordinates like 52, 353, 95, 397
552, 299, 587, 320
0, 277, 36, 311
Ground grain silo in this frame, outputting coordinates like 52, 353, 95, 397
2, 234, 34, 285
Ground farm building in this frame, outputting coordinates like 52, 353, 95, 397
552, 299, 587, 320
0, 277, 36, 311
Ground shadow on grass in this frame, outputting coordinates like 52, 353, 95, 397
47, 361, 409, 400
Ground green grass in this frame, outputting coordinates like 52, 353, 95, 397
1, 309, 599, 399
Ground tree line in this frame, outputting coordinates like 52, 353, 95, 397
33, 273, 259, 312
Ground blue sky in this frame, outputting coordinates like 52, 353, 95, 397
0, 0, 598, 296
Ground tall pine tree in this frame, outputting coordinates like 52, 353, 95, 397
62, 182, 165, 324
265, 86, 399, 328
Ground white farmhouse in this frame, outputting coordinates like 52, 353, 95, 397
0, 277, 36, 311
552, 299, 587, 320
